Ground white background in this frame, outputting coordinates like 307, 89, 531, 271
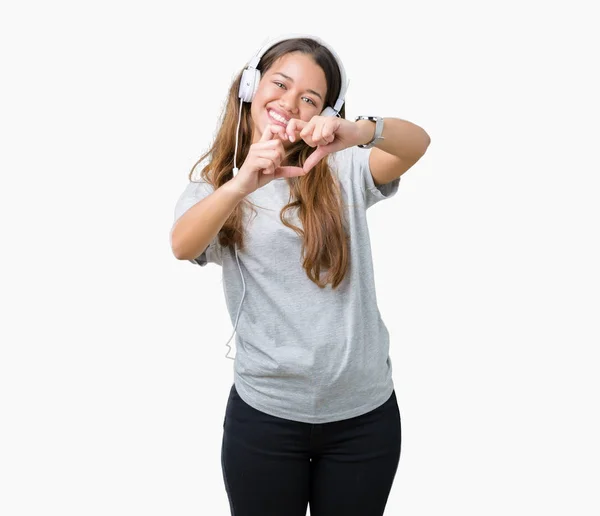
1, 0, 599, 515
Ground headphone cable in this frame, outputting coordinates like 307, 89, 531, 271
224, 97, 246, 360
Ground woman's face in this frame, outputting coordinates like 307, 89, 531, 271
250, 52, 328, 146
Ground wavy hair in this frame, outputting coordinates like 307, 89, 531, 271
189, 38, 350, 289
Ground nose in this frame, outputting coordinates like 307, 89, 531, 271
279, 90, 299, 114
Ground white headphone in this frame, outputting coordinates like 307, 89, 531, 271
238, 33, 349, 117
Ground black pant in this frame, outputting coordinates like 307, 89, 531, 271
221, 384, 401, 516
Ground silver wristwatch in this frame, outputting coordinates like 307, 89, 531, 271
355, 116, 385, 148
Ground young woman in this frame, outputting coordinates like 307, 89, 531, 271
170, 34, 430, 516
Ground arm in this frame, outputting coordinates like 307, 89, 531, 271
355, 118, 431, 186
170, 181, 246, 261
291, 116, 431, 183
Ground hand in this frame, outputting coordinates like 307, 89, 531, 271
285, 116, 367, 172
229, 124, 311, 197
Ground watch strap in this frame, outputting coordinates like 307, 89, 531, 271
355, 116, 384, 148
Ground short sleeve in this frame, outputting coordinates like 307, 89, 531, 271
171, 179, 223, 267
330, 146, 400, 209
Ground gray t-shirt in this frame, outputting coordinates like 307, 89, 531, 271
173, 145, 400, 424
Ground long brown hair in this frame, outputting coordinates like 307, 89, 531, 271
189, 38, 350, 289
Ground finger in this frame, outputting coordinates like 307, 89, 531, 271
299, 121, 317, 147
260, 124, 286, 142
270, 123, 289, 141
260, 148, 282, 169
254, 139, 282, 152
312, 122, 324, 145
255, 157, 276, 174
322, 124, 335, 144
259, 124, 275, 142
286, 118, 307, 142
314, 121, 335, 146
273, 124, 289, 142
263, 163, 276, 175
274, 165, 308, 179
303, 146, 331, 173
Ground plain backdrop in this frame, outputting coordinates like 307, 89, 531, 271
1, 1, 599, 515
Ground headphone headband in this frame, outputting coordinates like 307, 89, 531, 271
239, 33, 349, 116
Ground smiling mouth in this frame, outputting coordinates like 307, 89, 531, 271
268, 110, 290, 125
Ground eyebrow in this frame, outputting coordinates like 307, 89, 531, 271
273, 73, 323, 101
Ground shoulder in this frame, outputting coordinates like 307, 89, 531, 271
328, 146, 400, 208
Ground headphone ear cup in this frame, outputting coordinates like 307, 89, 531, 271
239, 68, 261, 103
320, 106, 337, 117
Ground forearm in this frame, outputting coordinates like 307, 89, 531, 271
170, 181, 246, 261
355, 117, 431, 160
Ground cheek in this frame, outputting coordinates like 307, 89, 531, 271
249, 103, 263, 131
256, 83, 274, 101
300, 105, 320, 121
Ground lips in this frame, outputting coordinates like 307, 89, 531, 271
267, 108, 290, 127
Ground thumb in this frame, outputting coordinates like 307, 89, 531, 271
303, 145, 331, 173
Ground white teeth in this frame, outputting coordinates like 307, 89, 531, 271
269, 110, 288, 124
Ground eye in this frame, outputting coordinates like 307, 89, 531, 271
273, 81, 317, 107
